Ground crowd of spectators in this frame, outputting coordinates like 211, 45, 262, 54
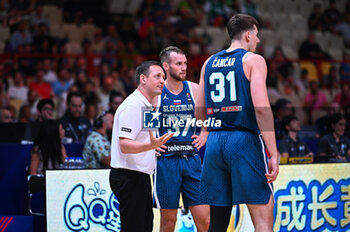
0, 0, 349, 164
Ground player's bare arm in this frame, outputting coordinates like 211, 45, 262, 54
189, 81, 208, 149
246, 53, 279, 183
194, 59, 211, 149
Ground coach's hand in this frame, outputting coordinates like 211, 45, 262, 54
149, 131, 173, 150
265, 155, 279, 183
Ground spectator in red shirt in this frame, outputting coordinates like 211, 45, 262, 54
29, 69, 54, 99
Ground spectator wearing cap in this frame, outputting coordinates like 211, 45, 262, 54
278, 115, 314, 161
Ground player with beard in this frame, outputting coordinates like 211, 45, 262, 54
154, 46, 209, 232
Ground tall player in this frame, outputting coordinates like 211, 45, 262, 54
154, 46, 210, 232
196, 14, 279, 232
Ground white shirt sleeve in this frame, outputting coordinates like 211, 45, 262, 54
118, 106, 142, 140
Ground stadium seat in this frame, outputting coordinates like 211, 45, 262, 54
328, 49, 343, 60
281, 0, 298, 14
65, 42, 82, 54
297, 3, 313, 18
259, 11, 273, 23
299, 61, 318, 81
107, 0, 129, 14
291, 14, 307, 32
0, 26, 10, 42
81, 23, 97, 41
314, 31, 329, 51
0, 41, 4, 52
50, 24, 63, 38
259, 29, 278, 58
43, 5, 62, 26
268, 2, 283, 15
293, 30, 307, 46
282, 45, 298, 59
206, 26, 229, 53
256, 0, 274, 10
259, 29, 275, 44
328, 34, 344, 51
309, 0, 325, 6
127, 0, 143, 14
272, 13, 292, 31
9, 99, 24, 118
63, 24, 83, 43
193, 26, 204, 36
321, 61, 332, 76
258, 2, 270, 13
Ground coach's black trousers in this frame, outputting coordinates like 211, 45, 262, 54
109, 168, 153, 232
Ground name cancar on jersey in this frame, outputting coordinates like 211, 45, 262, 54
212, 57, 236, 68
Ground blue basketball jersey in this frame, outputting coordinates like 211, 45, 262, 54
158, 81, 197, 156
204, 48, 260, 134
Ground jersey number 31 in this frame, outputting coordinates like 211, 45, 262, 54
209, 71, 236, 103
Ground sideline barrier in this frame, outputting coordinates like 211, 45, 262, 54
45, 163, 350, 232
1, 143, 349, 231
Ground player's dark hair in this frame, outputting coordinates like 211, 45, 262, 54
135, 60, 166, 85
67, 92, 83, 104
227, 14, 259, 40
159, 46, 185, 64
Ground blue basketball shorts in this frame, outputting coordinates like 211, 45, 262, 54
154, 154, 203, 209
200, 130, 273, 206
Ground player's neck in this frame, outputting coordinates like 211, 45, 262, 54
226, 41, 247, 52
165, 77, 183, 95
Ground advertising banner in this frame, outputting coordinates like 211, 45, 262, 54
46, 163, 350, 232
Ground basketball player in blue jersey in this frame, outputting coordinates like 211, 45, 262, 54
154, 46, 210, 232
196, 14, 279, 232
